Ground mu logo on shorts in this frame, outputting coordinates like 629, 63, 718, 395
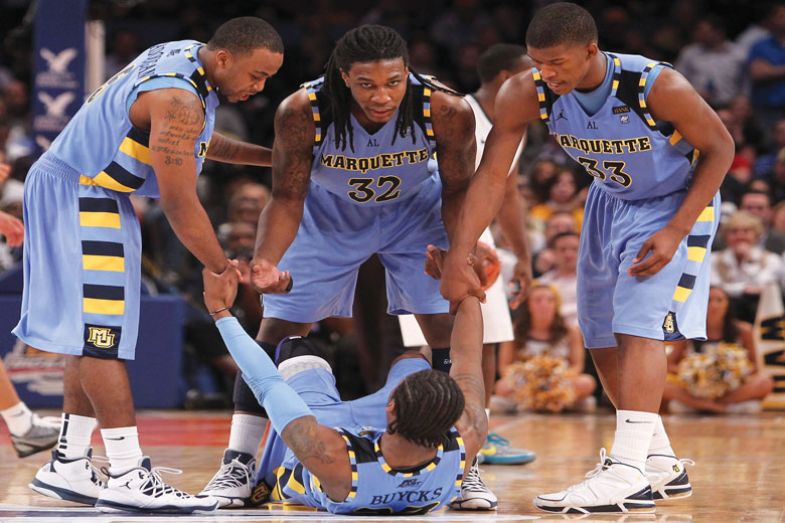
87, 327, 116, 348
83, 324, 122, 358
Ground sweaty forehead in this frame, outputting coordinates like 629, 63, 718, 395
346, 58, 407, 78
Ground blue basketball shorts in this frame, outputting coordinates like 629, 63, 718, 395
577, 184, 720, 348
263, 177, 449, 323
12, 155, 141, 360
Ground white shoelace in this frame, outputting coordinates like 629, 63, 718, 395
141, 466, 192, 499
462, 464, 489, 493
205, 459, 252, 490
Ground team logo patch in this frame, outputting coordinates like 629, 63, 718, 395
397, 478, 422, 489
662, 312, 676, 335
84, 324, 122, 358
250, 480, 271, 505
612, 105, 631, 114
620, 115, 630, 124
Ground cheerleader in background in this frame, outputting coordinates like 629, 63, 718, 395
664, 286, 775, 414
494, 283, 595, 413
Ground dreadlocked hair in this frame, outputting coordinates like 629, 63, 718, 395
322, 24, 421, 152
387, 369, 465, 449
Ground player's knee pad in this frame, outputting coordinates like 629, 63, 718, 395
276, 337, 331, 380
275, 336, 326, 363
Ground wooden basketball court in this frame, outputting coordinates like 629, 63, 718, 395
1, 410, 783, 521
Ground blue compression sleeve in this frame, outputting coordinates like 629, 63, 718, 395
215, 317, 313, 433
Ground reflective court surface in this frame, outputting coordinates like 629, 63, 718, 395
1, 411, 784, 522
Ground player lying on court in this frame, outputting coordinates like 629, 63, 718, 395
201, 258, 488, 515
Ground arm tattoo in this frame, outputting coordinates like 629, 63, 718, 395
452, 372, 486, 431
209, 134, 243, 161
282, 417, 335, 465
150, 95, 203, 159
272, 102, 314, 200
433, 98, 474, 195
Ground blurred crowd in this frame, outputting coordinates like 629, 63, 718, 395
1, 0, 783, 413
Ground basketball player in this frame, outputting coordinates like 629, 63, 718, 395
16, 18, 284, 513
440, 2, 733, 514
200, 254, 488, 515
398, 43, 536, 486
200, 25, 498, 509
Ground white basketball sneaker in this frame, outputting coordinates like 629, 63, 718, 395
646, 454, 694, 501
95, 457, 218, 513
198, 449, 256, 508
29, 449, 105, 505
448, 458, 498, 510
534, 449, 655, 514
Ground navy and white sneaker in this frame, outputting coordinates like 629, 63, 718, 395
448, 458, 498, 510
534, 449, 655, 514
646, 454, 694, 501
96, 457, 218, 513
29, 449, 105, 505
199, 449, 256, 508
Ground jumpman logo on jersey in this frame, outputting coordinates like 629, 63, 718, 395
554, 110, 567, 122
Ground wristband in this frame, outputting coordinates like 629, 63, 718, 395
209, 306, 230, 317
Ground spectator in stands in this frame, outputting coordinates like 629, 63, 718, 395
531, 211, 578, 277
748, 3, 785, 137
529, 167, 584, 229
739, 189, 785, 254
711, 211, 783, 322
675, 15, 745, 106
538, 232, 579, 327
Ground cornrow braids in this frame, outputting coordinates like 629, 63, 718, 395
388, 369, 465, 449
321, 24, 417, 152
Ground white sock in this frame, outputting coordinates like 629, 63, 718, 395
609, 409, 657, 471
101, 426, 143, 474
1, 402, 32, 436
57, 413, 97, 459
228, 414, 267, 456
648, 415, 676, 457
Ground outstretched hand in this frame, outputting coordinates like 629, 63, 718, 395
250, 258, 292, 294
202, 261, 240, 313
425, 241, 499, 288
628, 225, 683, 277
436, 247, 486, 315
0, 211, 23, 247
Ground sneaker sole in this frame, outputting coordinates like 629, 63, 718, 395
208, 496, 248, 508
95, 498, 218, 514
481, 454, 537, 465
654, 487, 692, 501
534, 502, 656, 514
13, 439, 59, 458
448, 499, 499, 511
29, 479, 99, 506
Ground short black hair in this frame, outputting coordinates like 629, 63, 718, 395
208, 17, 284, 55
477, 43, 527, 84
388, 370, 465, 449
526, 2, 598, 49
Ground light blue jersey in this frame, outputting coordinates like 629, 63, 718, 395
14, 41, 218, 360
263, 74, 451, 323
534, 53, 719, 346
257, 355, 465, 515
48, 40, 219, 197
535, 53, 697, 201
273, 428, 464, 515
